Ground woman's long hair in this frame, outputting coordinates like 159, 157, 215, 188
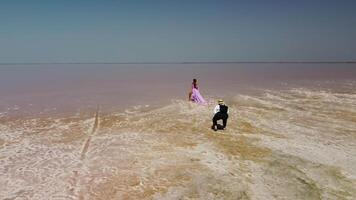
192, 79, 198, 89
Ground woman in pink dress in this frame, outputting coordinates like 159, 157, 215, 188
189, 79, 206, 104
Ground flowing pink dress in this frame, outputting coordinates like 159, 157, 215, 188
191, 84, 206, 104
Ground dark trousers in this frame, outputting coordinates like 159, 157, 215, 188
212, 113, 228, 128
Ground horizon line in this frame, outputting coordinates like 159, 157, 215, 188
0, 61, 356, 65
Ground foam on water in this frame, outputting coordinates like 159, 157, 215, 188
1, 86, 356, 199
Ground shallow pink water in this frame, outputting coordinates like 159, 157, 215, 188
0, 63, 355, 117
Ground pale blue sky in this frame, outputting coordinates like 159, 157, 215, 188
0, 0, 355, 63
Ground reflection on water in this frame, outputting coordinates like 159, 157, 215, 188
1, 84, 356, 199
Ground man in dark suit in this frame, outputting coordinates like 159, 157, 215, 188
212, 99, 229, 131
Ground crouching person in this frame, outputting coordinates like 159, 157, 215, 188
212, 99, 229, 131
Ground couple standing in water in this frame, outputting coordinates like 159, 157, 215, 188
188, 79, 229, 131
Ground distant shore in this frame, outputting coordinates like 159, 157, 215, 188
1, 61, 356, 65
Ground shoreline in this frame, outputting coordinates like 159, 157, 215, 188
1, 61, 356, 65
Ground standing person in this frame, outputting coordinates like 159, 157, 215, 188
212, 99, 229, 131
189, 78, 206, 104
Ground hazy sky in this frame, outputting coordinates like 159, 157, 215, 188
1, 0, 355, 63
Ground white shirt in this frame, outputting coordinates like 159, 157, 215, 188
214, 104, 229, 114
